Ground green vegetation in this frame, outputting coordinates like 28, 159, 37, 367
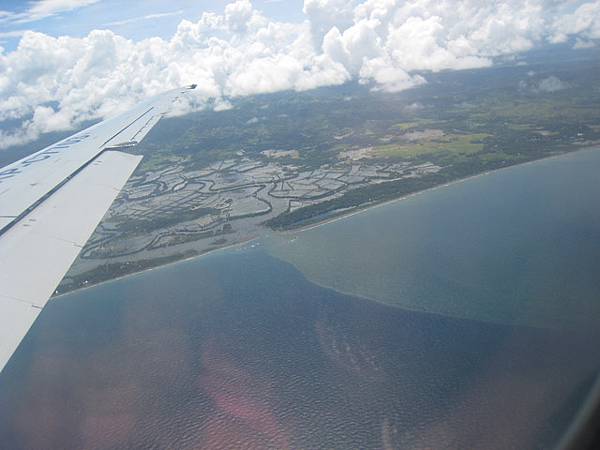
58, 251, 199, 295
374, 133, 491, 159
137, 152, 189, 172
266, 152, 529, 230
132, 49, 600, 231
56, 48, 600, 293
391, 120, 432, 131
112, 207, 221, 235
505, 123, 536, 131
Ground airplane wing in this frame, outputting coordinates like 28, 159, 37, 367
0, 85, 196, 372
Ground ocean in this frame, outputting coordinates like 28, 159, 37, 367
1, 148, 599, 449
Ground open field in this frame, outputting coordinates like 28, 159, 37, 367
374, 133, 491, 158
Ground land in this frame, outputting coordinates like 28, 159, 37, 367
57, 47, 600, 294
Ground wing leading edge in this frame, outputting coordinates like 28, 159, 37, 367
0, 85, 196, 373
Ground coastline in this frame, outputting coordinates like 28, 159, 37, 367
53, 235, 260, 300
265, 146, 600, 332
55, 145, 598, 299
283, 147, 594, 234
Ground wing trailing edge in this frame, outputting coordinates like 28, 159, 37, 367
0, 85, 196, 373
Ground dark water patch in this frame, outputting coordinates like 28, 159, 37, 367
0, 248, 596, 449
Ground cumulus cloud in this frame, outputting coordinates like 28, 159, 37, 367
549, 1, 600, 44
0, 0, 599, 150
574, 37, 597, 48
537, 75, 570, 92
519, 75, 571, 93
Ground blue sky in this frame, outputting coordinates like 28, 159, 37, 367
0, 0, 305, 51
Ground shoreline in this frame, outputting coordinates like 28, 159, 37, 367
55, 145, 598, 299
284, 148, 591, 234
53, 235, 260, 300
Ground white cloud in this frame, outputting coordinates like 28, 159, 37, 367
0, 30, 29, 38
0, 30, 30, 43
549, 1, 600, 44
304, 0, 359, 45
574, 37, 597, 48
519, 74, 571, 93
537, 75, 570, 92
105, 10, 184, 28
0, 0, 100, 24
0, 0, 599, 150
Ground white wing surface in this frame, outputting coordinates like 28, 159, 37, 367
0, 85, 196, 372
